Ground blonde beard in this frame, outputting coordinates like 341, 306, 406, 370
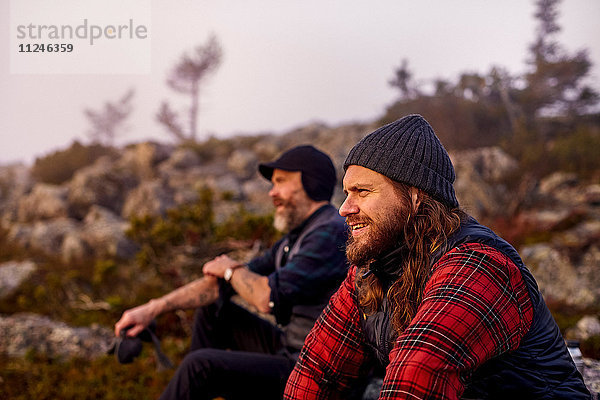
346, 203, 407, 267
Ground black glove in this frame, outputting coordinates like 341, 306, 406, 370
107, 320, 173, 371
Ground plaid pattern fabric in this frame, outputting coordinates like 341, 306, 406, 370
284, 243, 534, 399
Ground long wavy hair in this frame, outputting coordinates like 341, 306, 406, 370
355, 181, 464, 336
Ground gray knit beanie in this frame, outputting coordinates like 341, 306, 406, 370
343, 114, 459, 208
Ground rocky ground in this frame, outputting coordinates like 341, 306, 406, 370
0, 122, 599, 395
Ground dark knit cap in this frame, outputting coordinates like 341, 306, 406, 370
259, 145, 336, 202
343, 115, 459, 208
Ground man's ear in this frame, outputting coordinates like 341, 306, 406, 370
410, 187, 421, 211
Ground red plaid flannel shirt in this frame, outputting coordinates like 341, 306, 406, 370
284, 243, 534, 399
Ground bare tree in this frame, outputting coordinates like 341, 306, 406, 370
157, 34, 223, 142
389, 59, 418, 100
84, 88, 134, 145
521, 0, 598, 123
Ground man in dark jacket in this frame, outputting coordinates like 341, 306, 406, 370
115, 145, 348, 400
285, 115, 590, 399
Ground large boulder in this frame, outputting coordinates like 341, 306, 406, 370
159, 147, 202, 171
567, 316, 600, 341
518, 208, 574, 232
5, 207, 137, 262
122, 180, 175, 219
7, 218, 80, 257
80, 206, 137, 260
451, 147, 518, 219
0, 313, 112, 360
61, 231, 92, 264
538, 172, 579, 199
453, 147, 518, 182
205, 175, 243, 200
67, 156, 139, 218
0, 260, 37, 300
227, 149, 258, 179
535, 173, 600, 210
17, 183, 70, 222
555, 220, 600, 249
242, 178, 272, 215
520, 243, 599, 308
0, 163, 34, 223
117, 142, 173, 181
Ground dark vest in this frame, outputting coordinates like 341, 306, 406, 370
276, 205, 346, 350
358, 217, 590, 399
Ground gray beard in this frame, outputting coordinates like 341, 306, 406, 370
273, 212, 292, 232
273, 204, 309, 233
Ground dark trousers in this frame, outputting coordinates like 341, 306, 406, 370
159, 301, 298, 400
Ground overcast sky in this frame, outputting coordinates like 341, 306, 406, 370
1, 0, 599, 165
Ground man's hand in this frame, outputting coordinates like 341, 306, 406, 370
202, 254, 243, 278
203, 254, 271, 313
113, 276, 220, 338
114, 299, 162, 338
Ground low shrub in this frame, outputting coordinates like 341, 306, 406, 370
31, 141, 116, 185
126, 187, 215, 272
549, 126, 600, 180
214, 205, 279, 244
0, 342, 185, 400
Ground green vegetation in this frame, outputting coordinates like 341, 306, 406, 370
0, 187, 279, 327
181, 136, 236, 162
31, 141, 116, 185
381, 0, 598, 184
127, 187, 216, 273
0, 188, 279, 398
547, 302, 600, 361
0, 346, 180, 400
2, 1, 599, 397
548, 124, 600, 179
214, 205, 278, 243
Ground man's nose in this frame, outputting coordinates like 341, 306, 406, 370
339, 197, 358, 217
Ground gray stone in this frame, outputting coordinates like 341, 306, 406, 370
17, 183, 69, 222
61, 232, 92, 264
227, 149, 258, 179
207, 175, 242, 200
539, 172, 579, 195
521, 243, 596, 308
67, 156, 138, 218
568, 316, 600, 341
555, 221, 600, 248
451, 147, 518, 219
81, 206, 137, 259
584, 358, 600, 399
0, 313, 112, 360
583, 184, 600, 205
0, 163, 34, 223
452, 146, 518, 182
0, 260, 36, 300
160, 147, 202, 170
519, 208, 572, 231
242, 178, 272, 215
117, 141, 173, 180
122, 180, 175, 219
7, 218, 80, 257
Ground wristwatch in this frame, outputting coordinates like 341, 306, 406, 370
224, 264, 243, 282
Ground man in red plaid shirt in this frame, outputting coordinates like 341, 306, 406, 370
285, 115, 590, 399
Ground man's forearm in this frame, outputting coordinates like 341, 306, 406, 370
229, 267, 271, 313
154, 276, 219, 315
